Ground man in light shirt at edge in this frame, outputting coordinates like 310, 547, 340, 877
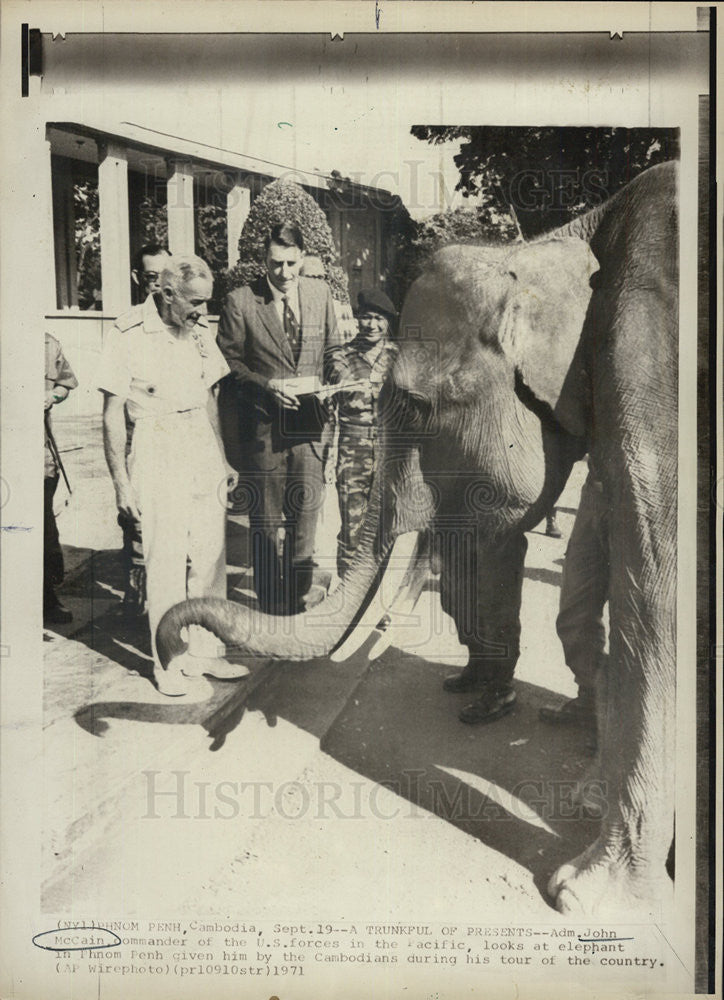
97, 254, 241, 696
118, 242, 172, 618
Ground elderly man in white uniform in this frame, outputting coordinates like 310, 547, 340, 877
97, 255, 243, 696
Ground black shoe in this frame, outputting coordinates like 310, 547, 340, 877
44, 601, 73, 625
545, 519, 563, 538
120, 599, 147, 620
443, 668, 480, 693
459, 685, 516, 724
539, 693, 595, 727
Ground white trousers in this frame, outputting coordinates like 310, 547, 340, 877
129, 410, 227, 667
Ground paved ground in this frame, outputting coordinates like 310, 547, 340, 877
43, 414, 594, 921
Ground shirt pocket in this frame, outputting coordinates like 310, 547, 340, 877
130, 376, 162, 399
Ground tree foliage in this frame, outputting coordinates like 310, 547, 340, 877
195, 203, 228, 311
196, 205, 227, 276
74, 180, 101, 309
410, 126, 679, 237
138, 193, 168, 247
225, 179, 350, 303
388, 205, 518, 303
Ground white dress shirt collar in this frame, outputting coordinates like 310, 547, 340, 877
266, 276, 300, 319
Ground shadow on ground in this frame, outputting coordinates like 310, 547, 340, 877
53, 514, 253, 672
55, 517, 597, 912
70, 617, 600, 912
318, 647, 600, 904
524, 565, 562, 587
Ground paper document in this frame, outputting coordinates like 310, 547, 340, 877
280, 375, 322, 395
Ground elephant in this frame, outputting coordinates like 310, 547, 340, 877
155, 160, 678, 917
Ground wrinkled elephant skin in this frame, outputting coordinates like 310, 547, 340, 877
393, 161, 678, 917
548, 163, 678, 917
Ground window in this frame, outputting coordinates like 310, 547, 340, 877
51, 155, 101, 310
194, 172, 228, 314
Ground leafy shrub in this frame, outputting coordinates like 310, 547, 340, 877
225, 179, 350, 304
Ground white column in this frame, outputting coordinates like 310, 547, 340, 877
44, 136, 74, 311
98, 141, 131, 315
166, 158, 196, 255
226, 181, 251, 269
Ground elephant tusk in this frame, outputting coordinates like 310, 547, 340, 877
367, 550, 431, 661
330, 531, 421, 662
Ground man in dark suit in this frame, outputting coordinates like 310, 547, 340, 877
217, 223, 341, 613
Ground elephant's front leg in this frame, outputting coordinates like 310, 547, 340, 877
440, 529, 527, 724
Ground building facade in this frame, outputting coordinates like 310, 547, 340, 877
44, 121, 405, 413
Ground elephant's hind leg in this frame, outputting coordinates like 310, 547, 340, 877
549, 269, 678, 919
548, 835, 674, 919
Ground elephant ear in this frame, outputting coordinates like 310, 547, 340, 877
497, 237, 598, 429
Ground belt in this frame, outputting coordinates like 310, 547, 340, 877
134, 406, 205, 421
339, 423, 377, 439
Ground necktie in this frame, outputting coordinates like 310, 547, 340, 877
282, 295, 301, 364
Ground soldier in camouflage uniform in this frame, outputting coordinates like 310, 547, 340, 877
327, 288, 397, 578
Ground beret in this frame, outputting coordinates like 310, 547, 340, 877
357, 287, 397, 318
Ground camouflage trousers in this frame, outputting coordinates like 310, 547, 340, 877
336, 435, 376, 579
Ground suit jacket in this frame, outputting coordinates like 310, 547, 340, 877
217, 275, 341, 465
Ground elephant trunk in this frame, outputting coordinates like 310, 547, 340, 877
155, 435, 431, 672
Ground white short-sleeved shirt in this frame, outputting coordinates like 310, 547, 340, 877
96, 295, 229, 421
